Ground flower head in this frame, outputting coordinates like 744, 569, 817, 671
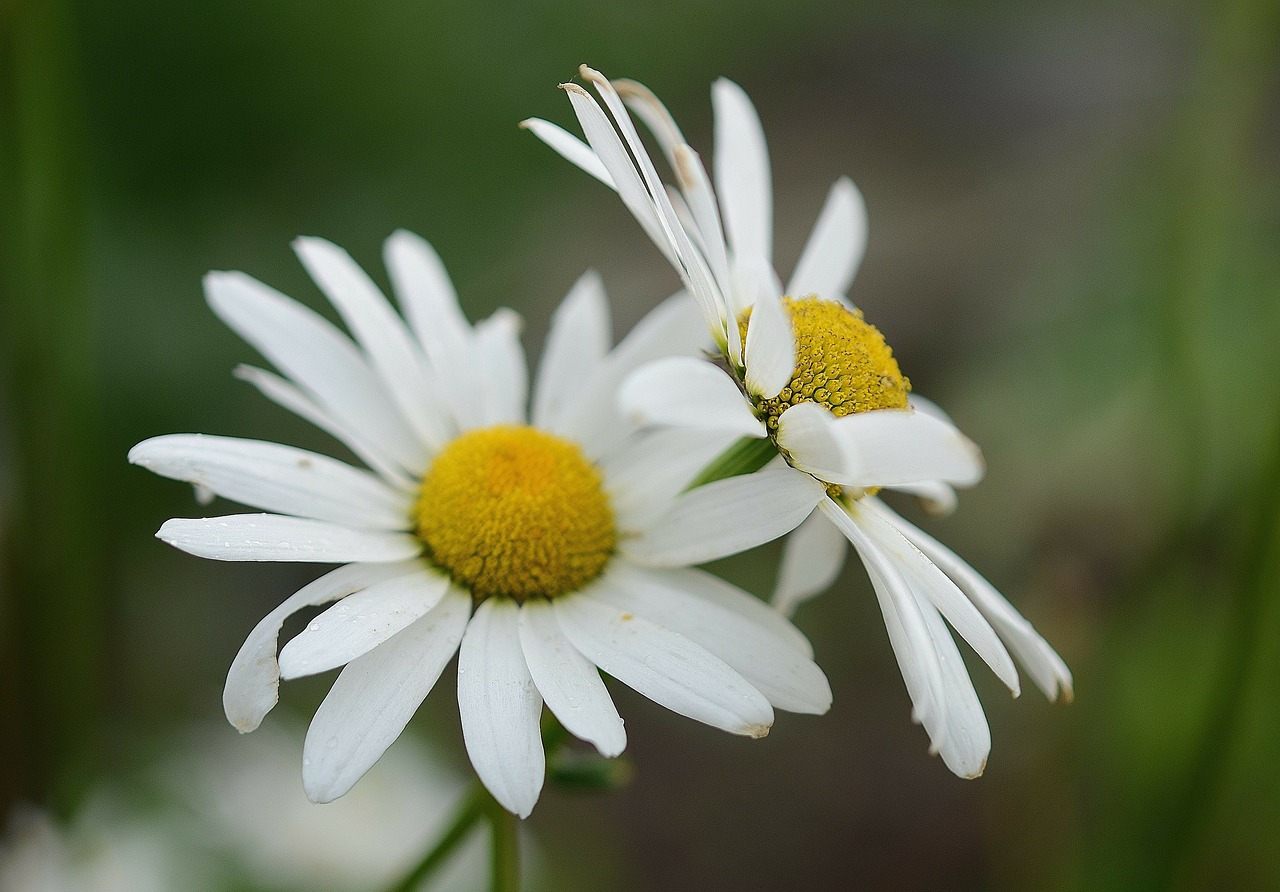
527, 66, 1071, 777
130, 231, 831, 816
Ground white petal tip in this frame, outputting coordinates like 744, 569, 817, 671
743, 723, 772, 740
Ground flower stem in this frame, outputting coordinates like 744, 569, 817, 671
385, 782, 488, 892
488, 800, 521, 892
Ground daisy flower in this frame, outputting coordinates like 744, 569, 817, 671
129, 231, 833, 817
525, 66, 1071, 777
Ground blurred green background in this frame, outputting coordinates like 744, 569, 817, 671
2, 0, 1279, 888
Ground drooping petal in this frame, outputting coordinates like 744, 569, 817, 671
712, 78, 773, 268
472, 309, 529, 426
157, 514, 421, 563
302, 589, 471, 803
819, 497, 948, 737
293, 237, 453, 451
232, 365, 416, 490
618, 356, 765, 437
884, 512, 1074, 702
519, 117, 616, 188
532, 271, 611, 430
857, 499, 1019, 695
623, 467, 824, 568
913, 592, 991, 778
828, 409, 985, 488
555, 589, 773, 737
457, 599, 545, 818
743, 292, 795, 400
223, 561, 421, 732
382, 230, 483, 431
597, 565, 830, 714
278, 569, 450, 679
518, 599, 626, 758
204, 271, 427, 473
773, 510, 849, 616
775, 402, 848, 482
129, 434, 412, 530
787, 177, 868, 302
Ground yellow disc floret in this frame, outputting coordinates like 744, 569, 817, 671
415, 426, 616, 602
740, 296, 911, 432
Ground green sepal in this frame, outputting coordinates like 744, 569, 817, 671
684, 435, 778, 491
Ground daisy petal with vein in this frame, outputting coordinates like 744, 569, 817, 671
527, 66, 1071, 778
130, 230, 831, 817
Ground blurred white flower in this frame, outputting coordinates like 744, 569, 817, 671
528, 65, 1071, 778
0, 725, 498, 892
130, 231, 830, 816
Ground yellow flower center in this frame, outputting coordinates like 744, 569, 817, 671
415, 425, 616, 603
740, 296, 911, 433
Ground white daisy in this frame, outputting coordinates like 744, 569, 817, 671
526, 66, 1071, 777
129, 230, 832, 817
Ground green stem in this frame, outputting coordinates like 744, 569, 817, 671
488, 800, 521, 892
0, 0, 101, 812
384, 782, 488, 892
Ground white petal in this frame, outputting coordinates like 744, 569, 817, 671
561, 85, 682, 273
302, 589, 470, 803
614, 78, 687, 165
891, 479, 959, 517
775, 402, 848, 482
661, 566, 815, 657
232, 365, 416, 490
294, 237, 453, 451
532, 271, 610, 430
571, 73, 729, 339
555, 589, 773, 736
554, 291, 709, 458
712, 78, 772, 266
819, 498, 948, 735
914, 593, 991, 778
672, 144, 732, 297
204, 271, 426, 473
858, 499, 1019, 695
520, 117, 616, 188
518, 599, 625, 757
278, 569, 450, 679
884, 512, 1074, 702
129, 434, 412, 529
743, 293, 795, 400
598, 565, 830, 714
157, 514, 421, 563
623, 467, 824, 567
907, 392, 953, 424
382, 230, 483, 431
618, 356, 764, 437
223, 561, 420, 732
828, 409, 985, 488
458, 599, 545, 818
604, 426, 741, 530
473, 309, 528, 425
788, 177, 868, 301
773, 510, 848, 616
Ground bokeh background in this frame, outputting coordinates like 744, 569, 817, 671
3, 0, 1279, 889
